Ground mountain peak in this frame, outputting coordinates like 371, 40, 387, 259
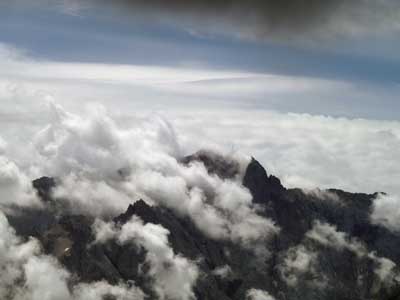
243, 157, 286, 205
182, 150, 240, 179
114, 199, 155, 225
32, 176, 56, 202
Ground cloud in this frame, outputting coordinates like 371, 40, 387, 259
0, 69, 280, 248
0, 211, 41, 299
306, 221, 366, 256
0, 41, 399, 122
169, 111, 400, 199
305, 221, 400, 286
246, 288, 276, 300
277, 221, 400, 288
370, 193, 400, 232
1, 48, 400, 250
301, 188, 341, 203
72, 281, 145, 300
18, 255, 71, 300
372, 256, 398, 285
0, 43, 399, 251
93, 216, 198, 300
1, 43, 398, 197
19, 255, 145, 300
211, 265, 233, 278
22, 102, 278, 251
0, 155, 41, 211
279, 245, 320, 287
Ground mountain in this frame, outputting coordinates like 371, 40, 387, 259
5, 153, 400, 300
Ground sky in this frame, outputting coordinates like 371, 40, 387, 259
1, 1, 400, 119
0, 0, 400, 194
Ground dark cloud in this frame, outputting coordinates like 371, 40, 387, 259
119, 0, 341, 27
105, 0, 342, 34
5, 0, 400, 41
96, 0, 400, 40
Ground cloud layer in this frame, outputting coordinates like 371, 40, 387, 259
1, 42, 400, 232
0, 42, 399, 241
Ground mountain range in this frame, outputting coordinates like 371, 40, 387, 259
4, 152, 400, 300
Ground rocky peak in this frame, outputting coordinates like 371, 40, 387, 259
32, 176, 56, 202
182, 150, 240, 179
243, 157, 285, 205
114, 199, 156, 225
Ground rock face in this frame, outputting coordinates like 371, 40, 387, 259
6, 155, 400, 300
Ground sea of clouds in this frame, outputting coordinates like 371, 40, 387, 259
1, 40, 400, 232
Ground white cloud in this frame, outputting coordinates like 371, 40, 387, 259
306, 221, 366, 257
0, 211, 41, 299
211, 265, 232, 278
168, 110, 400, 199
0, 155, 41, 211
73, 281, 145, 300
20, 102, 278, 250
246, 288, 276, 300
52, 174, 134, 217
279, 245, 319, 287
1, 41, 398, 124
301, 188, 341, 203
278, 222, 400, 288
18, 255, 146, 300
370, 193, 400, 232
306, 221, 399, 286
93, 216, 198, 300
18, 255, 71, 300
370, 255, 400, 286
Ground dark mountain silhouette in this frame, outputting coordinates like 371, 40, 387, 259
5, 153, 400, 300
